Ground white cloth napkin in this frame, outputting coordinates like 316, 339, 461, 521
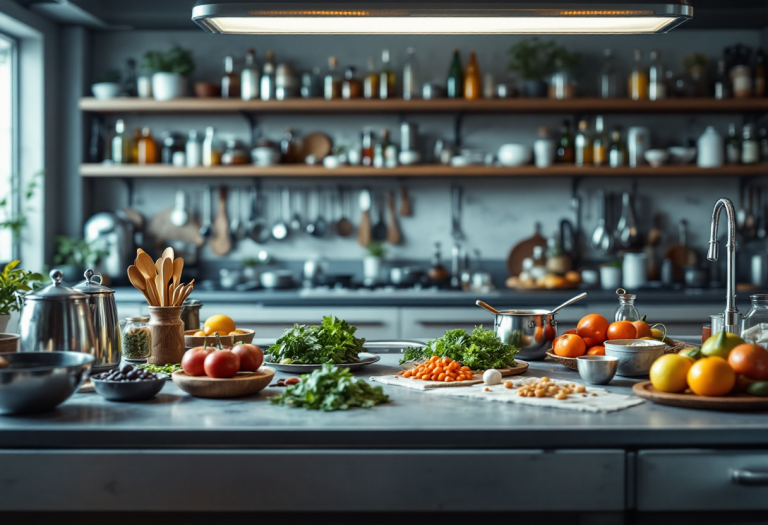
370, 374, 483, 390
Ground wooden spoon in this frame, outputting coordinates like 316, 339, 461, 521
162, 246, 175, 261
172, 283, 184, 306
179, 280, 195, 304
136, 251, 157, 280
399, 186, 411, 217
173, 258, 184, 289
476, 300, 501, 315
386, 191, 401, 245
127, 265, 153, 305
209, 186, 232, 255
161, 257, 173, 305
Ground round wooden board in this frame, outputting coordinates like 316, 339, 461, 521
633, 381, 768, 412
184, 329, 255, 349
172, 367, 275, 399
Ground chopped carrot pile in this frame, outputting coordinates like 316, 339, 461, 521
397, 356, 475, 382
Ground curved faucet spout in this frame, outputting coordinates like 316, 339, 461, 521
707, 198, 739, 332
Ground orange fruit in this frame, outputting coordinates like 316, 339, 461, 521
687, 356, 736, 397
193, 330, 206, 337
554, 334, 587, 358
563, 329, 578, 336
607, 321, 638, 340
728, 343, 768, 380
203, 314, 236, 336
633, 320, 652, 339
650, 354, 693, 393
577, 314, 610, 345
586, 345, 605, 356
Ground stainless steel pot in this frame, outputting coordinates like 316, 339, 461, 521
73, 269, 120, 372
260, 270, 294, 289
180, 299, 203, 331
492, 310, 557, 361
19, 270, 98, 363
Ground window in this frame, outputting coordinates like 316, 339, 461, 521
0, 33, 17, 262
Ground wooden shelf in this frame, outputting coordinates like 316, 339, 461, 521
79, 163, 768, 179
78, 97, 768, 115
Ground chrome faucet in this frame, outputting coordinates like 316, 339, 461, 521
707, 198, 740, 333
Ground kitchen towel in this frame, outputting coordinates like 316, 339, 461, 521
371, 374, 483, 390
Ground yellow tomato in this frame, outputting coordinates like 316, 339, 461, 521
203, 315, 236, 336
650, 354, 693, 393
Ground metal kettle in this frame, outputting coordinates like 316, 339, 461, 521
19, 269, 99, 365
73, 269, 121, 372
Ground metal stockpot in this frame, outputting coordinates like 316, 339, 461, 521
73, 269, 121, 372
19, 269, 98, 364
491, 310, 557, 361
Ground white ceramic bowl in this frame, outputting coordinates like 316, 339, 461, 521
498, 143, 533, 166
644, 149, 669, 168
251, 147, 281, 166
91, 82, 121, 100
398, 150, 421, 165
604, 339, 667, 377
667, 146, 697, 165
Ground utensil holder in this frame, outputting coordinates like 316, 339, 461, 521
148, 306, 184, 365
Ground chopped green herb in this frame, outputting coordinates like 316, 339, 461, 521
267, 315, 365, 365
400, 326, 519, 370
137, 363, 182, 375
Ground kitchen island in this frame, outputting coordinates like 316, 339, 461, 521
1, 355, 767, 519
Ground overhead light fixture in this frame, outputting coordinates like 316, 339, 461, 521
192, 1, 692, 34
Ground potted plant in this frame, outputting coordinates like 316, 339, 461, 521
363, 241, 386, 286
549, 48, 581, 99
241, 257, 261, 283
53, 236, 108, 284
0, 261, 43, 333
507, 37, 559, 98
141, 45, 195, 101
91, 70, 122, 100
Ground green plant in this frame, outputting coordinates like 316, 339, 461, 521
401, 326, 519, 370
241, 257, 261, 268
0, 261, 43, 316
684, 53, 709, 71
366, 241, 385, 258
267, 315, 365, 365
507, 37, 561, 80
96, 69, 121, 83
53, 236, 108, 268
0, 172, 41, 239
141, 45, 195, 76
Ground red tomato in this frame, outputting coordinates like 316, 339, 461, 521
182, 346, 213, 376
232, 344, 264, 372
204, 350, 240, 378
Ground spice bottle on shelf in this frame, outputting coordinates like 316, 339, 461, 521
726, 123, 742, 164
446, 48, 463, 99
556, 119, 575, 164
222, 140, 248, 165
161, 133, 181, 165
402, 47, 419, 100
341, 66, 362, 99
713, 59, 731, 100
599, 49, 618, 98
241, 48, 259, 100
593, 116, 608, 166
756, 49, 766, 97
373, 129, 391, 168
608, 128, 626, 167
122, 316, 151, 362
379, 49, 396, 99
323, 56, 342, 100
731, 62, 753, 99
260, 50, 275, 101
137, 127, 158, 164
741, 124, 760, 165
131, 128, 141, 162
575, 119, 593, 167
361, 129, 375, 167
111, 119, 132, 164
186, 130, 202, 168
628, 49, 649, 101
363, 58, 380, 99
221, 55, 240, 99
648, 50, 666, 100
463, 51, 481, 100
202, 126, 222, 167
697, 126, 724, 168
280, 128, 299, 164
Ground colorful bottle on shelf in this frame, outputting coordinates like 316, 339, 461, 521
742, 124, 760, 165
379, 49, 396, 99
609, 128, 626, 167
402, 47, 419, 100
628, 49, 649, 101
221, 55, 240, 99
599, 49, 618, 98
446, 48, 463, 99
131, 128, 140, 163
593, 116, 608, 166
575, 119, 593, 167
463, 51, 481, 100
373, 129, 391, 168
260, 50, 275, 101
342, 66, 362, 99
186, 130, 202, 168
363, 58, 380, 99
241, 49, 259, 100
324, 56, 342, 100
111, 119, 132, 164
648, 50, 666, 100
202, 126, 222, 167
556, 119, 575, 164
137, 127, 158, 164
361, 129, 375, 167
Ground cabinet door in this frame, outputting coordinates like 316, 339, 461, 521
637, 449, 768, 511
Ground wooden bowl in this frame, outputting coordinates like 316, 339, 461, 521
172, 367, 275, 399
184, 329, 255, 349
194, 81, 221, 98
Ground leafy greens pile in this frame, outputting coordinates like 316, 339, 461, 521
267, 315, 365, 364
400, 326, 519, 370
270, 363, 390, 411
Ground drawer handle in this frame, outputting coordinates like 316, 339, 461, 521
732, 469, 768, 486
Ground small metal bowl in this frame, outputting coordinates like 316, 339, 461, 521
91, 375, 167, 402
576, 355, 619, 385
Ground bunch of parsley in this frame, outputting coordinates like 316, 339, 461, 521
270, 363, 390, 411
400, 326, 519, 370
267, 315, 365, 364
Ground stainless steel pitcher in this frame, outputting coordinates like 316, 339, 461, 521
74, 269, 121, 371
19, 269, 99, 365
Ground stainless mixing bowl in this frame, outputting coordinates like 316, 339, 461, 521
0, 351, 94, 414
576, 355, 619, 385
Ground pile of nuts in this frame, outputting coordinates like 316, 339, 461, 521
516, 377, 593, 400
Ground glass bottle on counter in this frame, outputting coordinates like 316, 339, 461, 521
593, 116, 608, 166
713, 59, 731, 100
185, 130, 201, 168
599, 49, 618, 98
446, 48, 463, 99
361, 129, 375, 167
202, 126, 222, 167
628, 49, 649, 101
756, 49, 766, 97
726, 123, 741, 165
111, 119, 132, 164
463, 51, 481, 100
648, 50, 666, 101
742, 124, 760, 165
221, 55, 240, 99
137, 127, 158, 164
260, 50, 275, 101
373, 129, 391, 168
615, 292, 640, 322
280, 127, 299, 164
379, 49, 396, 99
241, 48, 260, 100
363, 58, 380, 99
323, 56, 342, 100
341, 66, 362, 99
402, 47, 419, 100
742, 295, 768, 334
575, 119, 593, 167
609, 128, 626, 167
556, 119, 574, 164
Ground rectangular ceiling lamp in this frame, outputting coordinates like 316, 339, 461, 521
192, 2, 693, 34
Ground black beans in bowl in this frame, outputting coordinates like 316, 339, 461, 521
91, 363, 167, 401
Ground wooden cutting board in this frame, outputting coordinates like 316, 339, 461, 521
172, 368, 275, 399
209, 186, 232, 255
633, 382, 768, 411
148, 207, 204, 248
506, 224, 547, 277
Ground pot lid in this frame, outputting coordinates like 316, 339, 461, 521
26, 270, 86, 300
73, 269, 115, 295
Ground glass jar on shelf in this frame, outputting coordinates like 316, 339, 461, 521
122, 316, 151, 361
742, 294, 768, 343
614, 288, 640, 322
